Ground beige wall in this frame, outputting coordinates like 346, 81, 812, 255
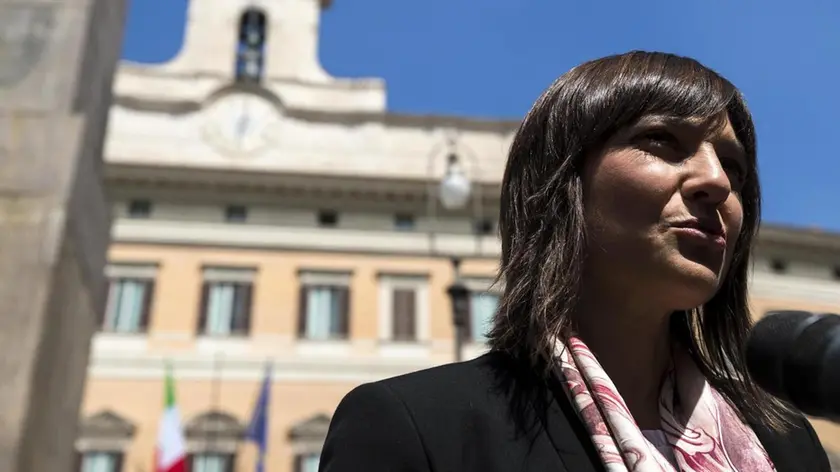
82, 242, 840, 471
82, 242, 499, 471
83, 378, 357, 472
108, 243, 497, 344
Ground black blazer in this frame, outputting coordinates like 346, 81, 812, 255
320, 351, 831, 472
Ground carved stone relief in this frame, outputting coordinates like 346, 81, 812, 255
0, 4, 54, 88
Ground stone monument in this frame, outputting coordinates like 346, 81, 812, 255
0, 0, 127, 470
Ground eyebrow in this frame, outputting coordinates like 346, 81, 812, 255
636, 114, 747, 157
635, 114, 707, 128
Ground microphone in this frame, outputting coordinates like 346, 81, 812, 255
745, 310, 840, 420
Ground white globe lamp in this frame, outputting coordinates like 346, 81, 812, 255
438, 154, 471, 210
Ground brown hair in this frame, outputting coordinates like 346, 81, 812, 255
489, 50, 791, 429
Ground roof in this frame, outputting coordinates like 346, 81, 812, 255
184, 410, 245, 439
288, 413, 331, 440
79, 410, 136, 439
758, 223, 840, 252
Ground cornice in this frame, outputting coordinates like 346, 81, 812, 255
104, 163, 502, 205
110, 94, 520, 134
111, 219, 503, 259
757, 223, 840, 252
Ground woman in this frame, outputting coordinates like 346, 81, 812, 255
318, 51, 831, 471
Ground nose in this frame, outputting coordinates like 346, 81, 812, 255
680, 143, 732, 207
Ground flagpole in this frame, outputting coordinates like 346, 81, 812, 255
261, 357, 273, 472
209, 351, 223, 449
247, 358, 273, 472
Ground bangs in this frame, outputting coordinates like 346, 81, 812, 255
560, 51, 748, 153
608, 53, 736, 120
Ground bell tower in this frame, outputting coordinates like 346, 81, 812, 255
163, 0, 332, 82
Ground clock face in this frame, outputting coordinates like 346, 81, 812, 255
202, 93, 278, 156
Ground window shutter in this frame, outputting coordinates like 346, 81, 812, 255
99, 279, 114, 329
337, 286, 350, 338
462, 292, 473, 343
197, 282, 211, 334
113, 452, 125, 472
226, 452, 237, 472
297, 285, 308, 337
139, 279, 155, 331
392, 288, 416, 341
233, 283, 253, 335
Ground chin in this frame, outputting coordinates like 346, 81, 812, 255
666, 260, 724, 310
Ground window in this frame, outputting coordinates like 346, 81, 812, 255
127, 199, 151, 218
197, 268, 255, 336
294, 453, 320, 472
770, 259, 788, 274
298, 272, 351, 340
75, 410, 135, 472
461, 280, 500, 343
474, 218, 495, 235
188, 452, 235, 472
184, 411, 243, 472
234, 9, 267, 83
378, 275, 428, 343
101, 265, 157, 334
78, 451, 122, 472
394, 214, 415, 231
391, 288, 416, 341
224, 205, 248, 223
289, 414, 330, 472
317, 210, 339, 228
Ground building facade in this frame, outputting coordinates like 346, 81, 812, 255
79, 1, 840, 471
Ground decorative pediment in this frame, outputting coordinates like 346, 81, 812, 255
185, 410, 244, 440
79, 410, 136, 439
288, 413, 331, 441
828, 450, 840, 471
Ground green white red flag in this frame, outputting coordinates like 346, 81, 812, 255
156, 364, 187, 472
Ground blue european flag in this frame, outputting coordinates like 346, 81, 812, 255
246, 363, 272, 472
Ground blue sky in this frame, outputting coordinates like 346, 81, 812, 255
122, 0, 840, 231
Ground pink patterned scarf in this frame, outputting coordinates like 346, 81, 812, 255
555, 336, 776, 471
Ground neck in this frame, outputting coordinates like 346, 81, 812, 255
573, 289, 674, 429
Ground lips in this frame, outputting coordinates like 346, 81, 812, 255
670, 218, 727, 243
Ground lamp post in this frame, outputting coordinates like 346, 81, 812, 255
446, 257, 470, 362
428, 138, 481, 363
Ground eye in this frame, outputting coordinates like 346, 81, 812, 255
635, 129, 681, 150
721, 158, 747, 188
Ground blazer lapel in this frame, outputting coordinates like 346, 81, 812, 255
539, 375, 606, 472
750, 419, 830, 472
489, 351, 605, 472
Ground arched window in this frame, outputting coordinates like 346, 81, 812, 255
75, 410, 136, 472
289, 413, 331, 472
235, 9, 267, 83
184, 410, 245, 472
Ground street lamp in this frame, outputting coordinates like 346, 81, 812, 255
438, 153, 472, 210
446, 257, 470, 363
434, 149, 476, 363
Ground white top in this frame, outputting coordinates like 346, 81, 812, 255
642, 429, 678, 467
556, 372, 680, 467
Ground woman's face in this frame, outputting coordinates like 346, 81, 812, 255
581, 113, 748, 311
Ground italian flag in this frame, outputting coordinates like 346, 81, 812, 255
156, 365, 187, 472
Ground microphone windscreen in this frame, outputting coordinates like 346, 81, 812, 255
745, 311, 814, 399
746, 311, 840, 418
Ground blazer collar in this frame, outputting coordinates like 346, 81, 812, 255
540, 374, 606, 472
491, 351, 604, 472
